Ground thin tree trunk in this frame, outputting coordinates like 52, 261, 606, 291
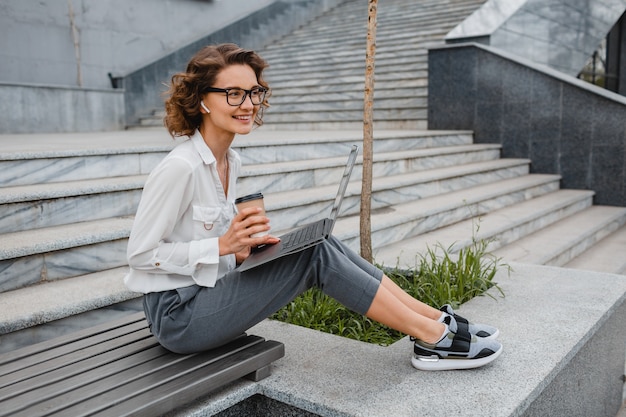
360, 0, 377, 262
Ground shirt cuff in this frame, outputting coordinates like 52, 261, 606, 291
189, 238, 220, 287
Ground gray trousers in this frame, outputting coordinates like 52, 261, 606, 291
143, 236, 383, 354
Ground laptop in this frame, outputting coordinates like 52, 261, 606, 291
237, 145, 359, 272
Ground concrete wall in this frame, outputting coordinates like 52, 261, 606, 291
446, 0, 626, 76
0, 0, 341, 133
428, 42, 626, 207
0, 0, 276, 90
0, 82, 125, 133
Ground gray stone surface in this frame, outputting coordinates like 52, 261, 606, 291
0, 83, 126, 133
446, 0, 626, 76
428, 42, 626, 207
167, 262, 626, 417
0, 0, 276, 89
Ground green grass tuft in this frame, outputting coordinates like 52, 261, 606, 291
271, 232, 510, 346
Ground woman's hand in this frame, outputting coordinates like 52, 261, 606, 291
235, 246, 251, 265
219, 206, 280, 257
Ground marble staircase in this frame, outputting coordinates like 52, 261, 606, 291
138, 0, 487, 130
2, 0, 626, 346
2, 127, 626, 337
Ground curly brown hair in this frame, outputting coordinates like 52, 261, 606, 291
163, 43, 270, 138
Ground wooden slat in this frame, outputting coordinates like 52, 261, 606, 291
30, 336, 277, 417
57, 336, 266, 416
0, 333, 161, 416
0, 326, 153, 392
0, 312, 145, 366
0, 313, 147, 376
1, 344, 170, 417
7, 335, 264, 417
94, 340, 285, 417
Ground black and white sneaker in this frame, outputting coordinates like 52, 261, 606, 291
411, 325, 503, 371
440, 304, 499, 339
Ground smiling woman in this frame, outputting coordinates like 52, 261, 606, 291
163, 44, 271, 139
124, 43, 503, 372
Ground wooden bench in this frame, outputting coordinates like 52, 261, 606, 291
0, 312, 284, 417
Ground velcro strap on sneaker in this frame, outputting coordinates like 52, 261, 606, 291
450, 329, 472, 353
444, 314, 469, 335
453, 314, 470, 335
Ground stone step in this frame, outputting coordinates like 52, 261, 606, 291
0, 172, 551, 330
265, 159, 536, 232
0, 217, 133, 292
0, 131, 175, 187
267, 50, 428, 78
255, 0, 486, 131
235, 130, 473, 163
263, 2, 482, 47
237, 143, 502, 195
563, 224, 626, 274
262, 38, 443, 65
131, 0, 484, 129
268, 87, 427, 105
0, 140, 503, 235
0, 175, 145, 233
266, 58, 427, 80
262, 111, 427, 131
263, 46, 428, 69
0, 155, 529, 290
267, 95, 427, 112
492, 205, 626, 268
264, 32, 447, 58
0, 267, 137, 335
266, 68, 428, 85
268, 78, 427, 94
341, 179, 586, 256
131, 0, 485, 130
285, 1, 478, 27
0, 167, 556, 289
0, 158, 537, 331
0, 130, 473, 186
372, 188, 596, 268
139, 116, 428, 131
141, 83, 431, 130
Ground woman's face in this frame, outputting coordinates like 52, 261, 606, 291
201, 64, 262, 137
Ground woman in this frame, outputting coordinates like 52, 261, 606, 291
125, 43, 502, 371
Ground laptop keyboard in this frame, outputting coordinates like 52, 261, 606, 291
281, 221, 325, 250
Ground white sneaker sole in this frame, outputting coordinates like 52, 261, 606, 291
411, 345, 503, 371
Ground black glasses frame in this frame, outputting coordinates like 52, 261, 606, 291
204, 86, 267, 106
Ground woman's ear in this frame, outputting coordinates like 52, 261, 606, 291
200, 101, 211, 114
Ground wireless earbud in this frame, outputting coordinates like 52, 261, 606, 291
200, 101, 211, 114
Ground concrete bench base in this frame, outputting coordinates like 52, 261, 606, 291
172, 262, 626, 417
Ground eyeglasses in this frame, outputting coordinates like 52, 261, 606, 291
204, 86, 267, 106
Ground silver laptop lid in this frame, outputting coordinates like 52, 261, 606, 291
328, 145, 359, 226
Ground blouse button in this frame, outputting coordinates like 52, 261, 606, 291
155, 262, 161, 267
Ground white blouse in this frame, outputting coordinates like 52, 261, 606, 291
124, 130, 240, 293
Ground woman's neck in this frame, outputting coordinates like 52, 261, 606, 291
199, 126, 234, 163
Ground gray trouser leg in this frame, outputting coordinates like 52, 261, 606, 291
143, 236, 383, 353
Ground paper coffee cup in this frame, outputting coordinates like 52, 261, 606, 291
235, 193, 268, 237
